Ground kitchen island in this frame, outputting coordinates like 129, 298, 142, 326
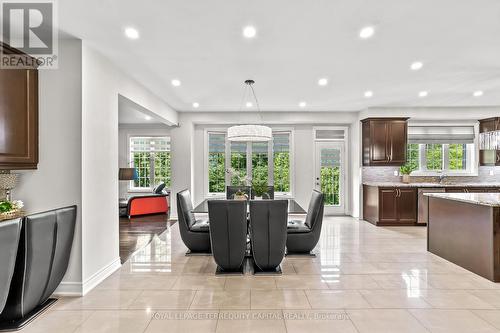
426, 192, 500, 282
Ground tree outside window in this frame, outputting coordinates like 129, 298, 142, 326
130, 137, 171, 189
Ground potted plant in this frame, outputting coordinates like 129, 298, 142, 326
399, 164, 414, 184
252, 181, 268, 200
226, 168, 251, 200
0, 199, 24, 221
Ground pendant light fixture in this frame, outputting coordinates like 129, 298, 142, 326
227, 80, 272, 142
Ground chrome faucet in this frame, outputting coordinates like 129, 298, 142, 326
438, 173, 446, 184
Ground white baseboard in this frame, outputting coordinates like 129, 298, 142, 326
53, 257, 121, 296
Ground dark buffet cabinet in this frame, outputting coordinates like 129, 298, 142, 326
0, 42, 38, 170
361, 118, 409, 166
363, 185, 417, 226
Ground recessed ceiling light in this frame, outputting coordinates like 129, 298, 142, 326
171, 79, 181, 87
411, 61, 424, 71
364, 90, 373, 98
124, 27, 139, 39
192, 102, 200, 108
473, 90, 484, 97
318, 78, 328, 86
299, 101, 307, 108
144, 115, 152, 120
359, 26, 375, 39
418, 91, 428, 98
246, 102, 253, 108
243, 26, 257, 38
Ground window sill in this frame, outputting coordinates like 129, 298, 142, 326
410, 171, 478, 177
128, 188, 153, 193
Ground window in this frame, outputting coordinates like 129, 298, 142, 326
425, 144, 443, 170
448, 144, 466, 170
206, 130, 293, 196
230, 141, 247, 185
407, 143, 419, 171
273, 133, 290, 193
405, 143, 474, 174
252, 142, 269, 185
207, 133, 226, 193
130, 136, 171, 189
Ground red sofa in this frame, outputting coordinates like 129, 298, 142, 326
120, 194, 169, 218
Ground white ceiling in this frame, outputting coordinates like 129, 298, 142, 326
60, 0, 500, 112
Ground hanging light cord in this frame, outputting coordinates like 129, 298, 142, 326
249, 82, 264, 123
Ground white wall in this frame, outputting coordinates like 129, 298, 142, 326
12, 38, 83, 292
79, 43, 177, 294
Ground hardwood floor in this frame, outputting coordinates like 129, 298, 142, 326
119, 214, 173, 263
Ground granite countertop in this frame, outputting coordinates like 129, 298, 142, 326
424, 192, 500, 207
362, 182, 500, 188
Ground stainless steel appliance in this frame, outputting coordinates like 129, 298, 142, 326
417, 188, 446, 225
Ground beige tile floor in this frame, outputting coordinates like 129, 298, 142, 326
21, 216, 500, 332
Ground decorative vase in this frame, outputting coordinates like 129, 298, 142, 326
254, 196, 262, 200
234, 194, 247, 201
402, 175, 411, 184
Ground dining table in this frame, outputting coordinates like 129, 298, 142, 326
192, 198, 306, 214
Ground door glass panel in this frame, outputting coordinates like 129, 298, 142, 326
320, 148, 341, 206
230, 141, 247, 185
252, 142, 268, 185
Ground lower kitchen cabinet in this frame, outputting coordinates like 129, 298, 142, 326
363, 185, 417, 226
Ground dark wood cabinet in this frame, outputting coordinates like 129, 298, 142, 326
379, 188, 398, 223
361, 118, 409, 166
0, 43, 38, 170
479, 117, 500, 166
363, 185, 417, 226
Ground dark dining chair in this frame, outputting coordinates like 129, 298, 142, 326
286, 190, 325, 255
250, 186, 274, 199
249, 200, 288, 274
0, 218, 21, 315
226, 186, 251, 199
176, 190, 211, 254
208, 200, 247, 273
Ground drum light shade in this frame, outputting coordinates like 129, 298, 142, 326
227, 125, 272, 142
119, 168, 139, 180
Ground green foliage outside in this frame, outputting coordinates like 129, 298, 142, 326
448, 144, 466, 170
273, 152, 290, 192
208, 151, 290, 194
407, 143, 419, 171
426, 144, 443, 170
208, 152, 226, 193
133, 151, 171, 188
230, 152, 247, 185
321, 166, 340, 206
406, 143, 466, 171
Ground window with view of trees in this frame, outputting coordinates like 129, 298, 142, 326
206, 131, 292, 195
405, 143, 471, 173
130, 137, 171, 189
208, 133, 226, 193
273, 133, 290, 193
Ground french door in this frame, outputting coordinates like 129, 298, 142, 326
314, 141, 345, 215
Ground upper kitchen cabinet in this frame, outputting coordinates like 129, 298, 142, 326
361, 118, 409, 166
0, 43, 38, 170
479, 117, 500, 166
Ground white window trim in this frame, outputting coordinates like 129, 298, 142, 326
312, 126, 349, 215
203, 127, 295, 199
129, 135, 171, 191
410, 143, 477, 177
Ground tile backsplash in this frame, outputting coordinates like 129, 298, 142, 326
362, 166, 500, 184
